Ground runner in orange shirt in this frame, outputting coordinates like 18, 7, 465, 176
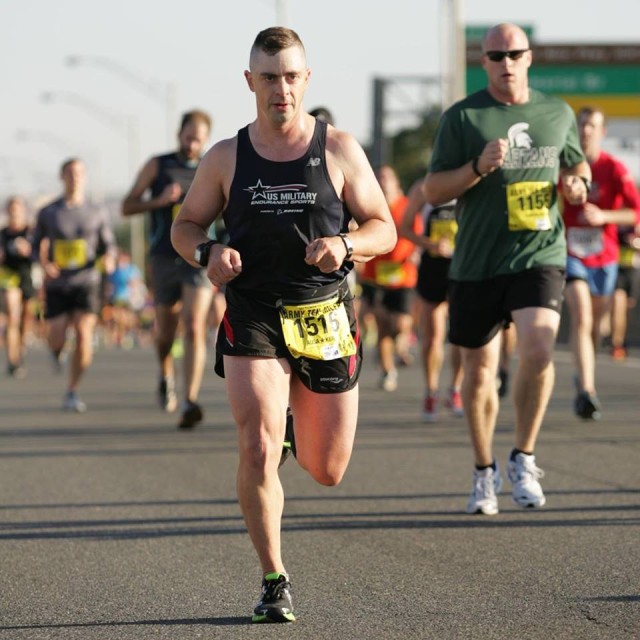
361, 165, 421, 391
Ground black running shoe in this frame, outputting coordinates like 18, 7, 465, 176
252, 572, 295, 623
158, 376, 178, 413
574, 390, 602, 421
279, 408, 296, 468
178, 401, 203, 429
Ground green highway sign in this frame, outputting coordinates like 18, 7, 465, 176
466, 65, 640, 95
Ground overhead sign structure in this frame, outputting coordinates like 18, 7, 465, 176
466, 42, 640, 117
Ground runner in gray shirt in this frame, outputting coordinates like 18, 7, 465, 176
32, 158, 116, 412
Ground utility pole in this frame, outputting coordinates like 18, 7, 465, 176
440, 0, 466, 109
276, 0, 289, 25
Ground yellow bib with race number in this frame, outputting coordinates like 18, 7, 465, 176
428, 219, 458, 256
53, 239, 88, 269
506, 181, 553, 231
619, 246, 636, 268
279, 294, 356, 361
375, 261, 405, 287
0, 266, 20, 288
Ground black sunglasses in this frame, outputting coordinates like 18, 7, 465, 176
485, 49, 529, 62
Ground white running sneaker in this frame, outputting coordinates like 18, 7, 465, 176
466, 465, 503, 515
63, 391, 87, 413
507, 452, 546, 508
380, 369, 398, 392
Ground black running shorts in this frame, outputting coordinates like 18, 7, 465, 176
44, 282, 101, 319
215, 282, 362, 394
448, 267, 565, 348
360, 282, 414, 315
616, 266, 640, 300
416, 255, 451, 304
149, 254, 211, 306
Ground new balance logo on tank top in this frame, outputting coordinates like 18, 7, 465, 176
222, 120, 353, 293
149, 152, 199, 257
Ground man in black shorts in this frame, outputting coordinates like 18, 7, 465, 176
123, 110, 214, 429
171, 27, 396, 623
32, 158, 116, 411
424, 23, 591, 515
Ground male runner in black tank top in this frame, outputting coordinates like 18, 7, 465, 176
171, 27, 396, 624
123, 110, 214, 430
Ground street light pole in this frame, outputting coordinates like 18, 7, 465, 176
440, 0, 466, 109
65, 55, 177, 147
276, 0, 290, 25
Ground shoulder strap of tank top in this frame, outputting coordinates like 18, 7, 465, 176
237, 125, 254, 155
309, 119, 326, 157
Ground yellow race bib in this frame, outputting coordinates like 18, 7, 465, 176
279, 294, 356, 360
375, 261, 405, 287
172, 203, 182, 220
0, 266, 20, 288
506, 181, 553, 231
428, 219, 458, 256
53, 239, 88, 269
619, 246, 636, 268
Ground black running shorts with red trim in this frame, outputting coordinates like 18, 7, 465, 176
448, 267, 565, 349
214, 281, 362, 394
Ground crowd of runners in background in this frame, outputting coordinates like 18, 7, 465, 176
0, 106, 640, 427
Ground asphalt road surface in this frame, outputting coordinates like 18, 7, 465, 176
1, 341, 638, 639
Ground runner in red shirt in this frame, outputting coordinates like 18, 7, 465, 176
561, 106, 640, 420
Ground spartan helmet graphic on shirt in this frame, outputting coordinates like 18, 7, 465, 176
507, 122, 533, 149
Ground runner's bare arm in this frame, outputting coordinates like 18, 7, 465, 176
171, 138, 242, 286
122, 157, 182, 216
399, 180, 430, 250
560, 160, 591, 205
305, 130, 396, 273
423, 139, 509, 206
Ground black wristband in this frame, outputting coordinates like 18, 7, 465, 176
578, 176, 592, 193
472, 156, 485, 178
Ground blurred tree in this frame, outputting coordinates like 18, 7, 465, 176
392, 106, 442, 190
371, 106, 443, 191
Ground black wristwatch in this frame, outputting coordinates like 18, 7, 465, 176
338, 233, 354, 261
194, 240, 218, 267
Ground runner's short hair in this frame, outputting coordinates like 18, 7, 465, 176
180, 110, 212, 132
251, 27, 305, 59
309, 107, 335, 126
577, 105, 606, 125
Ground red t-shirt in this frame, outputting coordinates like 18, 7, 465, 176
362, 194, 422, 288
562, 150, 640, 267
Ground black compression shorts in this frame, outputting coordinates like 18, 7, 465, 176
215, 281, 362, 394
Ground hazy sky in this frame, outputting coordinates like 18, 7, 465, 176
3, 0, 639, 200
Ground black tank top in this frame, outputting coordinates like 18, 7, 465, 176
0, 227, 32, 273
149, 152, 199, 256
222, 120, 353, 293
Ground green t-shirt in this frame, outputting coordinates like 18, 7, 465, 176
429, 89, 585, 281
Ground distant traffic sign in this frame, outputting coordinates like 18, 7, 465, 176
465, 43, 640, 117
